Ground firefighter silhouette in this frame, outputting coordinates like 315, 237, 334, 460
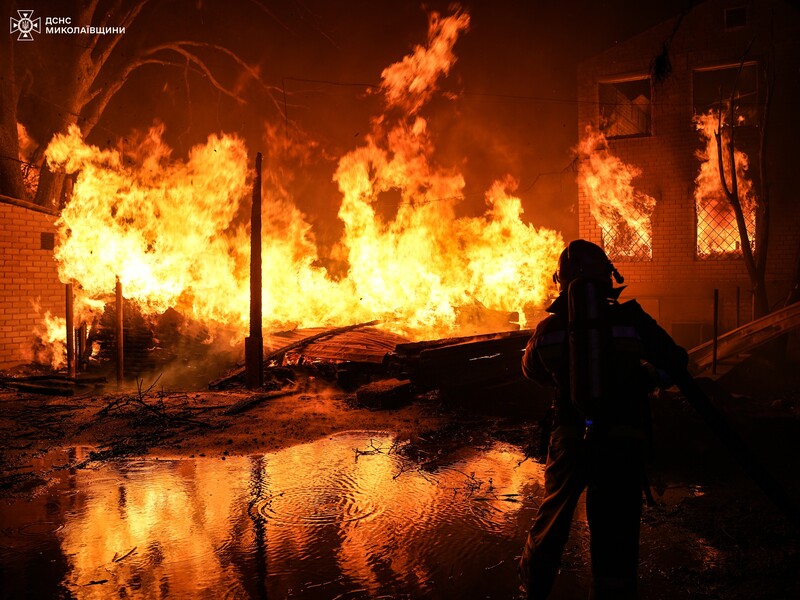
518, 239, 688, 600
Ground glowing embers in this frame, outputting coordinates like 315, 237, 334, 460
694, 111, 757, 259
576, 127, 655, 261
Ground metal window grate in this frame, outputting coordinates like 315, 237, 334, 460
598, 215, 653, 262
696, 200, 756, 259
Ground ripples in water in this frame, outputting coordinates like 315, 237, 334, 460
1, 431, 544, 599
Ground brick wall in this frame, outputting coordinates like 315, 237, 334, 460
0, 196, 64, 368
577, 0, 800, 349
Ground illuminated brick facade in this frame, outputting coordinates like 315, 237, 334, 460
0, 196, 63, 368
577, 0, 800, 347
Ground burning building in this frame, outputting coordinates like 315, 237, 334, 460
577, 0, 800, 348
3, 1, 799, 372
0, 6, 564, 373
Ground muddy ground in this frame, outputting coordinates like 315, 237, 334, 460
1, 353, 799, 599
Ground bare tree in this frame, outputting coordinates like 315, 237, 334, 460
1, 0, 283, 205
0, 22, 26, 199
714, 48, 773, 318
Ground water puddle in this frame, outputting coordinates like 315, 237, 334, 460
0, 432, 546, 599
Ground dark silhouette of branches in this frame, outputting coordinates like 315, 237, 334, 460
713, 37, 771, 317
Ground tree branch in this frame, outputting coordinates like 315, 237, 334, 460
243, 0, 294, 34
756, 36, 774, 275
80, 58, 185, 135
89, 0, 151, 72
91, 0, 154, 65
156, 41, 285, 97
143, 41, 286, 116
717, 106, 757, 282
714, 39, 769, 316
152, 44, 247, 104
713, 110, 733, 201
97, 0, 120, 29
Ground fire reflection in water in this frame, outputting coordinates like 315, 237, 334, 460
1, 434, 544, 599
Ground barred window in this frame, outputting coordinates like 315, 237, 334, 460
693, 64, 759, 260
598, 206, 654, 262
696, 198, 756, 259
577, 126, 655, 262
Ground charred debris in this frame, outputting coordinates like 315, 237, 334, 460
209, 319, 536, 412
5, 293, 798, 428
5, 299, 800, 409
1, 301, 539, 412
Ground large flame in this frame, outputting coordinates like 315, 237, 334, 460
576, 126, 655, 260
694, 111, 756, 257
379, 9, 470, 115
39, 9, 561, 367
32, 306, 67, 370
17, 122, 40, 197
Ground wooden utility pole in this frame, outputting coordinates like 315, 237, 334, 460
245, 153, 264, 389
712, 288, 719, 375
65, 283, 76, 378
116, 277, 123, 386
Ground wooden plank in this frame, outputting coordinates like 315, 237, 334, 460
268, 327, 407, 364
7, 382, 75, 396
392, 330, 531, 389
394, 329, 531, 358
688, 301, 800, 373
224, 385, 299, 415
0, 374, 107, 384
208, 320, 380, 389
418, 331, 531, 362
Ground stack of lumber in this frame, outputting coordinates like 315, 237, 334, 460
388, 330, 533, 391
209, 321, 401, 390
208, 321, 533, 394
265, 326, 408, 364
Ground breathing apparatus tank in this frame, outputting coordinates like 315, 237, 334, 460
567, 277, 612, 428
554, 240, 624, 435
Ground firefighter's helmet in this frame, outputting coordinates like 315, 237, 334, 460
553, 239, 624, 291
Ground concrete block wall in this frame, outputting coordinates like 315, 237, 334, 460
0, 196, 64, 368
577, 0, 800, 349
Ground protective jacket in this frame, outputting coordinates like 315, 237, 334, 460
519, 290, 688, 600
523, 292, 688, 435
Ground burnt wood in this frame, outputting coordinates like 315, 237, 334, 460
208, 320, 381, 389
388, 329, 532, 390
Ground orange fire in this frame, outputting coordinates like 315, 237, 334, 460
576, 126, 655, 260
694, 110, 756, 257
40, 9, 562, 367
17, 122, 40, 196
32, 305, 67, 369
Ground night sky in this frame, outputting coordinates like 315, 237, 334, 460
21, 0, 690, 242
